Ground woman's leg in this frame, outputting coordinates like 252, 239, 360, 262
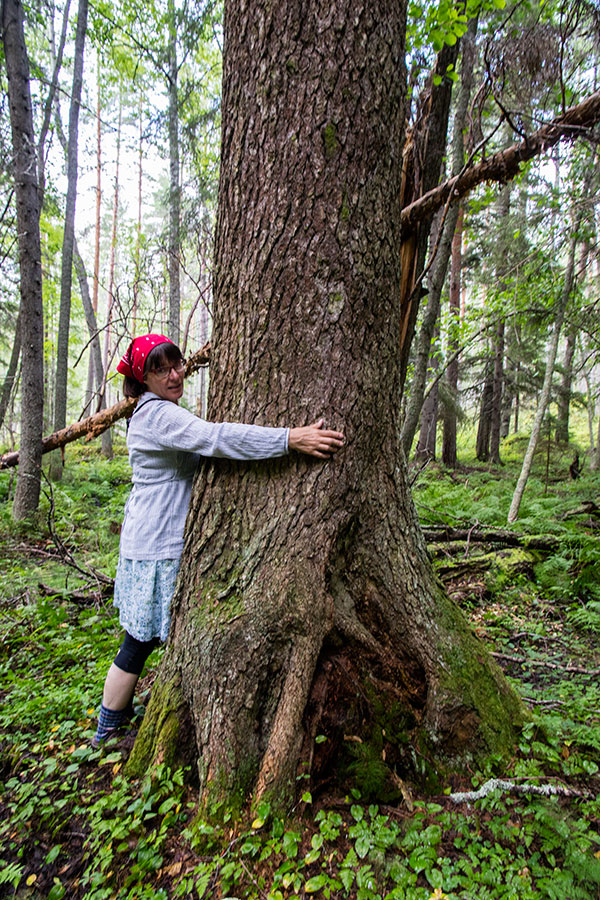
93, 633, 158, 744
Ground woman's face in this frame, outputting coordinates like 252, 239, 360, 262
144, 360, 185, 403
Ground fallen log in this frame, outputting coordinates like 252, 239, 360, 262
0, 342, 211, 470
434, 547, 536, 580
422, 525, 559, 551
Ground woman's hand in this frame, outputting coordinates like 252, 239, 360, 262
288, 419, 345, 458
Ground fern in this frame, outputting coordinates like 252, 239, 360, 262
0, 861, 24, 889
568, 601, 600, 634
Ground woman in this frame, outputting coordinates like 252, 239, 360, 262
93, 333, 344, 745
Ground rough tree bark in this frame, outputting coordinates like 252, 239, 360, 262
2, 0, 45, 519
129, 0, 524, 807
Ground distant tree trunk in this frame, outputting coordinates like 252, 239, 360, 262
0, 312, 21, 430
415, 348, 439, 461
476, 353, 493, 460
397, 40, 459, 389
91, 60, 111, 456
500, 364, 513, 439
102, 90, 122, 454
73, 240, 104, 414
37, 0, 71, 204
129, 0, 524, 806
133, 92, 143, 332
401, 16, 478, 456
555, 326, 576, 444
52, 0, 88, 467
167, 0, 181, 344
2, 0, 45, 519
508, 190, 589, 522
441, 204, 463, 467
489, 316, 505, 464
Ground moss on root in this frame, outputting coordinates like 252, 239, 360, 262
429, 584, 529, 765
126, 676, 195, 778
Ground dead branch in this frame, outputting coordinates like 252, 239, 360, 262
492, 652, 600, 676
401, 89, 600, 234
0, 342, 211, 470
448, 777, 591, 804
38, 581, 113, 604
560, 500, 600, 519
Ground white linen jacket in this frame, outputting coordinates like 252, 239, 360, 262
119, 392, 289, 560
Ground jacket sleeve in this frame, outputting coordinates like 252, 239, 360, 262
145, 401, 289, 460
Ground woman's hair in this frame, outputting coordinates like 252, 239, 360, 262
122, 342, 184, 398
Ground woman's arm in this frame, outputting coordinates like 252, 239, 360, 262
288, 419, 345, 458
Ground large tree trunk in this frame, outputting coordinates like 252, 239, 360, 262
51, 0, 88, 478
2, 0, 45, 520
129, 0, 524, 807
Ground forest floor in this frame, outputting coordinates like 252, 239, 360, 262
1, 435, 600, 899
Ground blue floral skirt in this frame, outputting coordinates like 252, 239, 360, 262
113, 557, 181, 642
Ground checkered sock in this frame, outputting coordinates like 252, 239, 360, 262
94, 703, 126, 743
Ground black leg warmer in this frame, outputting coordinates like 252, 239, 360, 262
114, 632, 159, 675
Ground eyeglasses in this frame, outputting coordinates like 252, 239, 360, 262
149, 360, 186, 380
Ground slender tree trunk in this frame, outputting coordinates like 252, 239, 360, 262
476, 354, 493, 460
37, 0, 71, 205
167, 0, 181, 344
555, 326, 576, 444
2, 0, 45, 519
508, 209, 585, 522
488, 318, 505, 464
415, 358, 439, 461
396, 40, 459, 389
73, 239, 104, 410
129, 0, 524, 807
500, 362, 514, 440
51, 0, 88, 477
441, 204, 463, 467
101, 90, 122, 447
133, 92, 143, 333
401, 16, 478, 456
0, 312, 21, 431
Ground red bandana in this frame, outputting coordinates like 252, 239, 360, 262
116, 334, 174, 384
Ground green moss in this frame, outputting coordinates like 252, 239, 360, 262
327, 292, 344, 321
322, 122, 339, 159
198, 751, 261, 819
125, 676, 187, 778
340, 189, 350, 221
431, 587, 529, 765
285, 57, 298, 74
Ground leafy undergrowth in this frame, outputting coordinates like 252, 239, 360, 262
1, 444, 600, 898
